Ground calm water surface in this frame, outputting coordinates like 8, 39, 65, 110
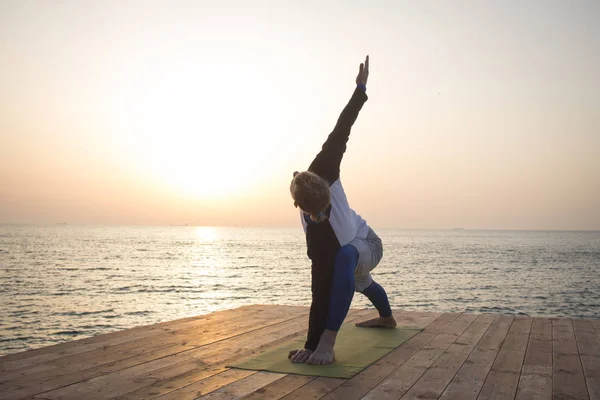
1, 225, 599, 356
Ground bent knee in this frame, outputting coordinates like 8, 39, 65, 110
336, 244, 358, 263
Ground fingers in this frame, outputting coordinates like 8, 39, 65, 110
288, 349, 299, 359
362, 55, 369, 85
356, 56, 369, 85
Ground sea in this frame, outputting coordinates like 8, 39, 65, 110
1, 225, 599, 356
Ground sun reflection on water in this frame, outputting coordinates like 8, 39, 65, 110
195, 226, 218, 243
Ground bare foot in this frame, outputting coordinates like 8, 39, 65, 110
288, 349, 313, 363
306, 329, 337, 365
355, 316, 397, 328
306, 344, 335, 365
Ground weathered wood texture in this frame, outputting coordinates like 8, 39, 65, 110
0, 306, 598, 400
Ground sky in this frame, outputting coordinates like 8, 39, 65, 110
1, 0, 599, 230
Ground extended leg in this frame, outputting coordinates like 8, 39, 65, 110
356, 280, 397, 328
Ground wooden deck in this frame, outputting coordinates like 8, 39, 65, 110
1, 305, 599, 400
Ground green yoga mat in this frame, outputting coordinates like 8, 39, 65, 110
228, 324, 422, 379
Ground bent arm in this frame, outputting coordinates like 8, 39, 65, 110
308, 86, 368, 184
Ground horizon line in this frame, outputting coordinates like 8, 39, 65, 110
0, 222, 599, 233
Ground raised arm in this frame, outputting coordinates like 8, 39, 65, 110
308, 56, 370, 184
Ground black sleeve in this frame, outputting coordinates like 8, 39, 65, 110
308, 87, 368, 184
304, 262, 334, 351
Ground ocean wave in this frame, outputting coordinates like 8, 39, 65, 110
78, 324, 117, 329
9, 310, 39, 316
123, 310, 153, 316
52, 309, 115, 316
0, 336, 37, 343
115, 285, 144, 291
53, 330, 84, 336
135, 288, 206, 293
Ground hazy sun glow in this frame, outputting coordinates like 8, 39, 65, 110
146, 138, 251, 198
1, 1, 599, 229
116, 51, 285, 198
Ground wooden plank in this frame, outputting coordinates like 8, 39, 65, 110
300, 312, 447, 400
111, 309, 374, 400
573, 319, 600, 400
43, 306, 307, 373
240, 375, 315, 400
553, 318, 590, 400
153, 369, 257, 400
361, 312, 478, 400
51, 307, 298, 364
30, 316, 313, 400
2, 306, 307, 392
515, 318, 553, 400
438, 315, 514, 400
2, 307, 309, 400
5, 348, 184, 398
195, 371, 285, 399
0, 305, 281, 376
592, 320, 600, 340
280, 377, 346, 400
0, 312, 205, 363
477, 317, 533, 400
0, 305, 268, 364
0, 363, 58, 384
397, 313, 496, 399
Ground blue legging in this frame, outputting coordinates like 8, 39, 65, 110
326, 244, 392, 331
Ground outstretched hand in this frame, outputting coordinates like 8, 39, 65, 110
355, 55, 369, 86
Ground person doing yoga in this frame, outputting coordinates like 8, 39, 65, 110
288, 56, 396, 366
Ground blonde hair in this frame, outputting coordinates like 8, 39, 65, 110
290, 171, 331, 222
